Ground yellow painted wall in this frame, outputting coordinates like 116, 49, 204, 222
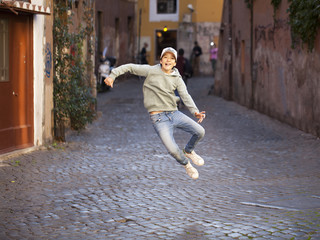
137, 0, 223, 64
179, 0, 196, 21
195, 1, 223, 22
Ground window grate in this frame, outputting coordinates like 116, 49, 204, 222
157, 0, 177, 14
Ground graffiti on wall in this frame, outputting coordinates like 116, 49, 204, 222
45, 43, 52, 78
254, 18, 289, 47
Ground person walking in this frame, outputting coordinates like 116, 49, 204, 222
175, 48, 192, 108
176, 48, 192, 86
191, 41, 202, 76
140, 42, 148, 64
104, 47, 206, 179
210, 42, 218, 77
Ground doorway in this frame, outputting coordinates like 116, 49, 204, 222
155, 29, 177, 61
0, 13, 34, 154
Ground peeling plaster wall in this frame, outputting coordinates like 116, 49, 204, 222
214, 0, 231, 99
253, 1, 320, 136
178, 22, 220, 75
215, 0, 320, 137
196, 22, 221, 75
231, 0, 251, 106
43, 0, 53, 144
95, 0, 136, 68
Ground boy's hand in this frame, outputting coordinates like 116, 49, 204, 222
104, 77, 114, 88
195, 111, 206, 123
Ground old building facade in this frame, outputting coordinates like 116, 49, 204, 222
136, 0, 223, 75
95, 0, 136, 71
0, 0, 53, 154
215, 0, 320, 137
0, 0, 138, 155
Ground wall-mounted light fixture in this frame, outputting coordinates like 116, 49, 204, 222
187, 4, 194, 13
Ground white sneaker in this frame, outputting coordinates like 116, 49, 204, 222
184, 161, 199, 179
184, 150, 204, 166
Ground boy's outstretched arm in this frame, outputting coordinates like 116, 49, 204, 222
195, 111, 206, 123
104, 77, 114, 88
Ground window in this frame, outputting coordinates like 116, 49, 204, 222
0, 19, 9, 82
150, 0, 179, 22
157, 0, 177, 14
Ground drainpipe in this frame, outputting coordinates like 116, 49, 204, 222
228, 0, 233, 100
137, 8, 141, 63
250, 0, 254, 109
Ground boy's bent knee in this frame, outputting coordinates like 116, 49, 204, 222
198, 126, 205, 139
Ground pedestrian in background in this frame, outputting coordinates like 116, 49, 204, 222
191, 41, 202, 76
210, 42, 218, 77
176, 48, 192, 86
140, 42, 148, 64
176, 48, 192, 108
104, 47, 206, 180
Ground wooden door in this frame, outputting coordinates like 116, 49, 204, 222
0, 13, 34, 154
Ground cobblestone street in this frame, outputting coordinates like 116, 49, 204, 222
1, 76, 320, 239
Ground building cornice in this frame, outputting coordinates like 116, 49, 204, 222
0, 0, 51, 15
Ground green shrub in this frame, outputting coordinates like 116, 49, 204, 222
53, 1, 95, 140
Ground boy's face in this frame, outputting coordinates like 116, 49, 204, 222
160, 52, 176, 73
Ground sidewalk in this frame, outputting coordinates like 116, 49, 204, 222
1, 76, 320, 239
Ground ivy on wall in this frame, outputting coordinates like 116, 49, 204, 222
245, 0, 320, 51
53, 1, 95, 141
271, 0, 282, 11
271, 0, 282, 17
287, 0, 320, 51
244, 0, 254, 9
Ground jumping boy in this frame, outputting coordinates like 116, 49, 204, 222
104, 47, 206, 179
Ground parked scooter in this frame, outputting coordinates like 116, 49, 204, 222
98, 48, 116, 91
98, 56, 116, 91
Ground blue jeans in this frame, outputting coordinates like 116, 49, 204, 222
149, 111, 205, 165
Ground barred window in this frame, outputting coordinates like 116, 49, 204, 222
157, 0, 177, 14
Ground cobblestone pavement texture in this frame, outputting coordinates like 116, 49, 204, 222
1, 76, 320, 240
